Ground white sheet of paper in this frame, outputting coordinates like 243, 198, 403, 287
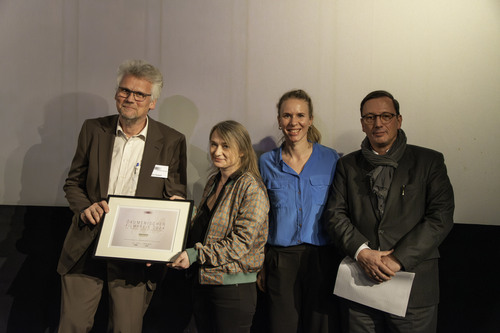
110, 206, 179, 251
151, 165, 169, 178
333, 256, 415, 317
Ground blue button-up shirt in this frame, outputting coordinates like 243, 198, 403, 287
259, 143, 339, 246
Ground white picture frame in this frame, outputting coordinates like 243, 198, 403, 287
94, 195, 193, 262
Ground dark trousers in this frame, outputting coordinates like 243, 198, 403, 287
341, 299, 438, 333
193, 282, 257, 333
265, 244, 340, 333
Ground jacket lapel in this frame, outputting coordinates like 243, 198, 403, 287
358, 154, 381, 222
379, 148, 413, 225
136, 118, 164, 197
98, 116, 117, 199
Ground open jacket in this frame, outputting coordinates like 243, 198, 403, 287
58, 115, 187, 275
187, 171, 269, 285
324, 144, 454, 307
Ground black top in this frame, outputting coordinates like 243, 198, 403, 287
186, 200, 213, 248
186, 171, 244, 248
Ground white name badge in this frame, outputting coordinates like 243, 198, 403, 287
151, 165, 169, 178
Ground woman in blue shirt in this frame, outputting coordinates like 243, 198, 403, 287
258, 89, 340, 333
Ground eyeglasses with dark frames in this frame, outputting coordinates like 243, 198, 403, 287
361, 112, 397, 125
116, 87, 151, 102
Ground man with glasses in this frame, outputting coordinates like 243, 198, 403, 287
324, 90, 454, 332
57, 60, 187, 332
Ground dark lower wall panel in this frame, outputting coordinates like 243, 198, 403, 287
0, 205, 72, 333
0, 205, 498, 332
438, 223, 500, 332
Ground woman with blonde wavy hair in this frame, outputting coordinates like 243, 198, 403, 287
169, 120, 269, 333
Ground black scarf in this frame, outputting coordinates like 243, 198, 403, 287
361, 129, 407, 216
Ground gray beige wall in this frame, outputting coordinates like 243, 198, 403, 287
1, 0, 499, 225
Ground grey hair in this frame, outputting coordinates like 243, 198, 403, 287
116, 60, 163, 101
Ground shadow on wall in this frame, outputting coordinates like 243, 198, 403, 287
0, 93, 108, 332
4, 92, 108, 207
253, 136, 278, 160
158, 95, 209, 205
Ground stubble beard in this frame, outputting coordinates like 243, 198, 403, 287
118, 106, 144, 126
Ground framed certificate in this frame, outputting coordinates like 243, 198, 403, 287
94, 195, 193, 262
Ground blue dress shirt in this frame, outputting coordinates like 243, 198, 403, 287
259, 143, 339, 247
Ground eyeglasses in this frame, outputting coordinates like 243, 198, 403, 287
361, 112, 397, 125
116, 87, 151, 102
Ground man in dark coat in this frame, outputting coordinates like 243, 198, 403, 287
324, 90, 454, 333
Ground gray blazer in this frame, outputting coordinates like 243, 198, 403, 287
57, 115, 187, 275
324, 144, 454, 307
